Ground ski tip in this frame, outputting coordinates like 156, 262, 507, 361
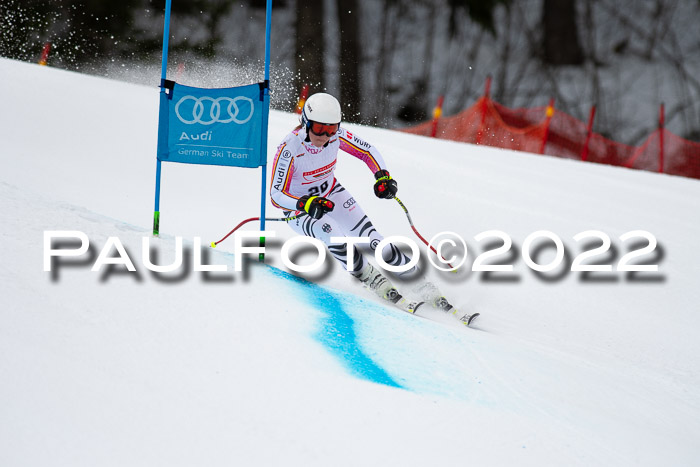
458, 312, 480, 327
210, 241, 217, 248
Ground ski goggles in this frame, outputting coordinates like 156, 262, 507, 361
309, 121, 339, 137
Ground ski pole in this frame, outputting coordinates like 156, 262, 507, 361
211, 213, 306, 248
393, 197, 456, 270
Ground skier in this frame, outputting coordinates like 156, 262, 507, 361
270, 92, 476, 325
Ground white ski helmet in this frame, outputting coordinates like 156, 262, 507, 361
301, 93, 342, 128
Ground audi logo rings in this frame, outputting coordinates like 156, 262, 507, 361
175, 95, 255, 125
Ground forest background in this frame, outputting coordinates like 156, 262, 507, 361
2, 0, 700, 144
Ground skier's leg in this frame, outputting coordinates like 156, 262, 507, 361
324, 183, 418, 276
284, 209, 419, 311
284, 205, 366, 274
322, 186, 459, 313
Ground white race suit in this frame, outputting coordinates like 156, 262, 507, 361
269, 126, 413, 276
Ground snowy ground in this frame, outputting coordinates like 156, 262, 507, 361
1, 57, 700, 466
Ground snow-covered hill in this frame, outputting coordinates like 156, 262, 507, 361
1, 57, 700, 466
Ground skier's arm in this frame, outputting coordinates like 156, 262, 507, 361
338, 128, 398, 199
338, 128, 387, 173
269, 142, 300, 210
373, 169, 398, 199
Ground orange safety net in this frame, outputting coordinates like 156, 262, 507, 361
400, 96, 700, 181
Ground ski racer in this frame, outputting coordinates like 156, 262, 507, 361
270, 92, 476, 324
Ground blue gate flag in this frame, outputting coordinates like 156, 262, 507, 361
157, 81, 265, 168
153, 0, 273, 240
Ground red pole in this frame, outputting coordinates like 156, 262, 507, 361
540, 98, 555, 154
430, 95, 444, 137
38, 42, 51, 66
295, 84, 309, 115
484, 75, 492, 98
476, 76, 492, 145
175, 62, 185, 81
658, 103, 665, 173
581, 105, 596, 162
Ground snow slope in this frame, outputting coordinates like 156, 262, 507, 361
1, 57, 700, 466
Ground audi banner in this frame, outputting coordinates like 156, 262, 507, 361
157, 82, 264, 168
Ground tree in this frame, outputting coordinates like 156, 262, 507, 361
447, 0, 512, 37
392, 0, 511, 123
542, 0, 584, 65
0, 0, 57, 62
0, 0, 142, 66
336, 0, 361, 122
149, 0, 236, 58
295, 0, 325, 100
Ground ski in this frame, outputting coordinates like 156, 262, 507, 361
357, 266, 476, 326
397, 297, 479, 328
415, 282, 480, 328
381, 286, 425, 314
457, 312, 480, 327
396, 298, 425, 314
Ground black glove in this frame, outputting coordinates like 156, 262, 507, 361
373, 169, 398, 199
297, 195, 335, 219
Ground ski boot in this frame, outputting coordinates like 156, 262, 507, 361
356, 264, 424, 314
415, 282, 479, 326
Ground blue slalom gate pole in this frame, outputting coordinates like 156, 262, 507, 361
153, 0, 173, 236
258, 0, 273, 260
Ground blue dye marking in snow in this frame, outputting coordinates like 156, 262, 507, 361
267, 267, 402, 389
